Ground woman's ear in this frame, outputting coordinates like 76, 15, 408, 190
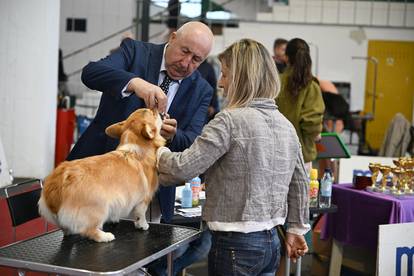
105, 121, 125, 138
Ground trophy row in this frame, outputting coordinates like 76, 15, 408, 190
368, 158, 414, 196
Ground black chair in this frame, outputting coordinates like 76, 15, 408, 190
4, 179, 47, 241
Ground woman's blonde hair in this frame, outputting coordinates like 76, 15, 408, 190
218, 38, 280, 108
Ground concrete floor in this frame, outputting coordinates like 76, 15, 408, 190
184, 253, 373, 276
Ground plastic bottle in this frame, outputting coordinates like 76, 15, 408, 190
181, 183, 193, 208
309, 169, 319, 208
191, 176, 201, 207
319, 168, 333, 208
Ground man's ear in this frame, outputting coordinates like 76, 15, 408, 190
141, 123, 155, 140
105, 121, 125, 138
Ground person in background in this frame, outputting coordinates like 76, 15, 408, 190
157, 38, 310, 275
273, 38, 288, 74
276, 38, 325, 173
318, 78, 349, 133
167, 0, 180, 32
198, 59, 219, 121
68, 21, 214, 224
109, 31, 134, 54
58, 48, 69, 96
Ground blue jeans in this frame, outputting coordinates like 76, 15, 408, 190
208, 227, 281, 276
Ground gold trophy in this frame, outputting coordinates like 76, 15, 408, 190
367, 163, 380, 192
378, 166, 391, 193
404, 168, 414, 195
393, 159, 403, 168
390, 166, 399, 193
391, 167, 404, 196
400, 159, 414, 195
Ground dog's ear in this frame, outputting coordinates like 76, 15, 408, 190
105, 121, 125, 138
141, 123, 155, 140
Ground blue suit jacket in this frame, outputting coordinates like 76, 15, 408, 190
67, 38, 213, 222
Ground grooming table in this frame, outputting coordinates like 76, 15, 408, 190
0, 178, 42, 199
0, 220, 200, 275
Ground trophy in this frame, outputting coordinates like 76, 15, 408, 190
400, 159, 414, 195
404, 168, 414, 195
367, 163, 380, 192
390, 166, 399, 193
393, 159, 403, 168
391, 167, 404, 196
378, 166, 391, 193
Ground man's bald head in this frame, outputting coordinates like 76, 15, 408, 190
176, 22, 214, 53
165, 21, 214, 80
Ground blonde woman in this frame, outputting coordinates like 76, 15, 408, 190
157, 39, 309, 275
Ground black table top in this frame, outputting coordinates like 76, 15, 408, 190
0, 220, 200, 275
0, 177, 41, 198
309, 204, 338, 215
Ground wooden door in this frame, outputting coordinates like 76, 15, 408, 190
364, 40, 414, 150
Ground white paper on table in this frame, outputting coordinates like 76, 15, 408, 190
178, 206, 201, 213
175, 185, 185, 201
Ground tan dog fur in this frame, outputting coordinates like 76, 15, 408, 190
38, 109, 165, 242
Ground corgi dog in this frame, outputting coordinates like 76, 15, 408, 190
38, 109, 165, 242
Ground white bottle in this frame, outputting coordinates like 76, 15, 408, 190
319, 168, 333, 208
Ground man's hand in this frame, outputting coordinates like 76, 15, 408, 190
285, 232, 308, 262
127, 77, 167, 112
161, 114, 177, 142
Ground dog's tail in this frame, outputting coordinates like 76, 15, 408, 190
38, 196, 58, 225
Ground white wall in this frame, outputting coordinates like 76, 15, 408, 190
60, 0, 137, 96
58, 0, 414, 111
258, 1, 414, 27
211, 22, 414, 111
0, 0, 60, 178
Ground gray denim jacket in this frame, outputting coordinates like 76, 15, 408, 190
158, 98, 309, 232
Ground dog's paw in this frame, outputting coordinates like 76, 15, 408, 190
135, 221, 149, 230
97, 232, 115, 242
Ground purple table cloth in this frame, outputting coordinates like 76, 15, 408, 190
321, 184, 414, 252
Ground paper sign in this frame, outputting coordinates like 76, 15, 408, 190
378, 222, 414, 276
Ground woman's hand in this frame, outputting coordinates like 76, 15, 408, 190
285, 232, 308, 262
156, 146, 171, 169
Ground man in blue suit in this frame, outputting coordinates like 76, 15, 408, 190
67, 22, 214, 223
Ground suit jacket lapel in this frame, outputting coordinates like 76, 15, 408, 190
146, 44, 165, 85
168, 75, 195, 119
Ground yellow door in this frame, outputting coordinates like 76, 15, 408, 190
364, 40, 414, 151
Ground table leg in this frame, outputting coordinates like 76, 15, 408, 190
285, 256, 291, 276
167, 252, 173, 276
295, 257, 301, 276
329, 239, 343, 276
285, 256, 302, 276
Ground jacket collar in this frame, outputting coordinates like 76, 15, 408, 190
247, 98, 278, 110
146, 43, 165, 85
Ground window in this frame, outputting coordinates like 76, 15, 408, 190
66, 18, 87, 32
